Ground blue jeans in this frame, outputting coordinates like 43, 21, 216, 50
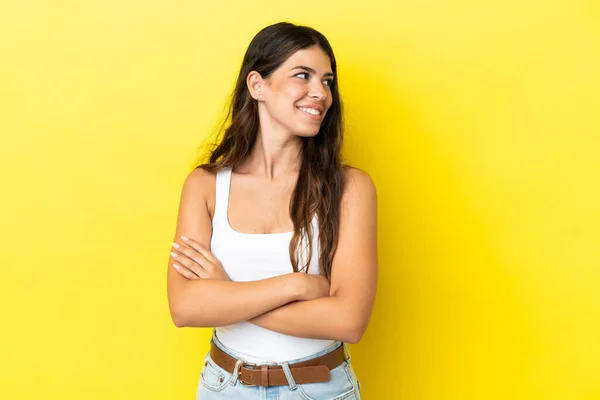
196, 330, 362, 399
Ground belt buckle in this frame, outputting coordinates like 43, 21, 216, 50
238, 361, 258, 387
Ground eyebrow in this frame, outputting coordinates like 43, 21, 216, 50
290, 66, 334, 78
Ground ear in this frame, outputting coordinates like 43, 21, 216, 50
246, 71, 264, 99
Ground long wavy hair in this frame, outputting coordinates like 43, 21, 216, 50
195, 22, 346, 281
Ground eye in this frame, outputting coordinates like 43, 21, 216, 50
295, 72, 334, 87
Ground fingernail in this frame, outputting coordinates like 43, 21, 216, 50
181, 235, 189, 241
173, 264, 180, 270
172, 242, 180, 249
170, 252, 177, 257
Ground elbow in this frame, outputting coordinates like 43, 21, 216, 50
341, 320, 367, 344
344, 333, 362, 345
169, 301, 214, 328
168, 286, 201, 327
168, 296, 195, 328
169, 304, 188, 328
173, 319, 186, 328
171, 312, 188, 328
331, 297, 370, 344
168, 285, 189, 327
343, 327, 364, 344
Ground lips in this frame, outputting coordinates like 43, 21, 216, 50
296, 104, 324, 113
297, 106, 323, 120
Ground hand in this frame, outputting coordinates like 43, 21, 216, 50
170, 236, 230, 281
297, 273, 330, 301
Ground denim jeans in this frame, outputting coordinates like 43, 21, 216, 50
196, 330, 362, 399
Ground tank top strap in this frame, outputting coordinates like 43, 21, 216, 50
213, 166, 233, 229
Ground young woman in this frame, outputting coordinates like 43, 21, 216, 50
167, 22, 378, 399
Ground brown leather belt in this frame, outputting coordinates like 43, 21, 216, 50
209, 339, 346, 387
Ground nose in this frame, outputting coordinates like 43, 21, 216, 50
309, 82, 327, 100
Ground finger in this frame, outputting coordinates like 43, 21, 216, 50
173, 241, 213, 270
170, 250, 207, 278
180, 237, 220, 264
172, 263, 199, 280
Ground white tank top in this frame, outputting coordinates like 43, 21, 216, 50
209, 166, 335, 363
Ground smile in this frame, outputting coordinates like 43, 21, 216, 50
297, 107, 322, 120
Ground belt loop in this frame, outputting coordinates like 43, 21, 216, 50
344, 342, 352, 362
281, 362, 297, 390
260, 365, 269, 387
230, 359, 243, 386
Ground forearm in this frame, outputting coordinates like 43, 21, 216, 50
173, 273, 301, 327
248, 295, 364, 344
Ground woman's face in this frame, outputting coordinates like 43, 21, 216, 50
254, 45, 335, 138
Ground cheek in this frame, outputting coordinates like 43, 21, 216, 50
287, 85, 308, 101
271, 86, 302, 107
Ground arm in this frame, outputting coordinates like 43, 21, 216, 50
173, 275, 304, 327
248, 168, 378, 344
167, 168, 304, 327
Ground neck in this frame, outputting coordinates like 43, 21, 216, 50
237, 128, 303, 181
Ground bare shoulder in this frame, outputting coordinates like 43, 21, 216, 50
184, 166, 216, 189
181, 166, 217, 219
341, 165, 377, 205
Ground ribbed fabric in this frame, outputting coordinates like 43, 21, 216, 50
210, 166, 335, 363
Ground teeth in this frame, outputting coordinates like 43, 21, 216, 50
298, 107, 321, 116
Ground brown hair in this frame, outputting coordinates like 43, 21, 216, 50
196, 22, 346, 281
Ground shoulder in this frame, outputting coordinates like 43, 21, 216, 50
181, 166, 218, 218
182, 166, 217, 195
341, 165, 377, 204
185, 165, 217, 185
336, 165, 377, 227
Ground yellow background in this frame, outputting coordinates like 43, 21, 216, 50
1, 1, 599, 399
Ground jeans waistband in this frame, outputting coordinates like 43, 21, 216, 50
210, 328, 347, 366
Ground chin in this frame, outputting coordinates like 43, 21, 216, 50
295, 129, 320, 138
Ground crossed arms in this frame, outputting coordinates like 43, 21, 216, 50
166, 167, 378, 344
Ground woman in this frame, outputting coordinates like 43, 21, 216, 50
167, 21, 378, 399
